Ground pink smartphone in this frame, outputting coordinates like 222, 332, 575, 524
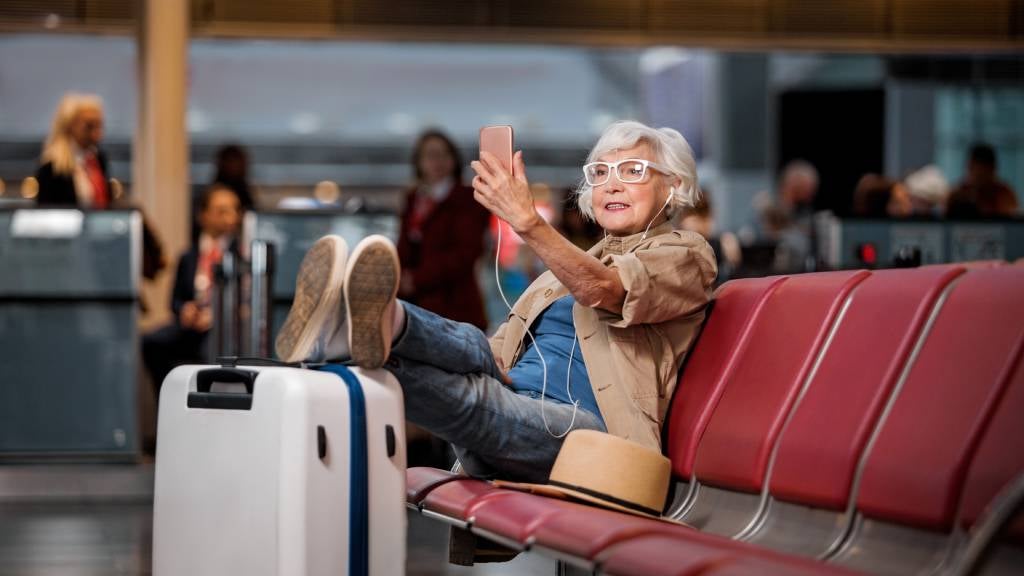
479, 125, 514, 176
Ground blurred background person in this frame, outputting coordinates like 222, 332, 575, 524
678, 192, 742, 284
192, 143, 254, 244
397, 129, 490, 330
853, 173, 914, 218
212, 143, 255, 210
759, 159, 819, 234
946, 143, 1019, 218
35, 92, 110, 207
559, 195, 603, 251
35, 91, 167, 304
142, 184, 241, 395
755, 159, 820, 273
903, 164, 949, 217
396, 129, 490, 469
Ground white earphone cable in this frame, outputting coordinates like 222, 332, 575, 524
493, 187, 672, 439
494, 220, 579, 439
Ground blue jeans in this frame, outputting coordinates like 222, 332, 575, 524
384, 302, 606, 483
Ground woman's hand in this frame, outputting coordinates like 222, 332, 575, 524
474, 150, 626, 315
471, 151, 541, 234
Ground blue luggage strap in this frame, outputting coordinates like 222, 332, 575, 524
318, 364, 369, 576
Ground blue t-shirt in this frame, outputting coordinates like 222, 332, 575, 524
508, 296, 602, 422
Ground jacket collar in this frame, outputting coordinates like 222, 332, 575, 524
591, 222, 674, 258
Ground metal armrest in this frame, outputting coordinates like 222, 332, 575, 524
949, 472, 1024, 576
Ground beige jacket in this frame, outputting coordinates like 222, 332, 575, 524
489, 223, 718, 451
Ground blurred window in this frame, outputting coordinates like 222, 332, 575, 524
936, 87, 1024, 199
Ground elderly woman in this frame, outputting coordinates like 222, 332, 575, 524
275, 121, 717, 482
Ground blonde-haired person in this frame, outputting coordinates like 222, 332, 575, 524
36, 92, 110, 208
274, 120, 717, 483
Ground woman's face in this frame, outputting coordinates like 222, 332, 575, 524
70, 106, 104, 150
591, 143, 673, 237
418, 137, 455, 185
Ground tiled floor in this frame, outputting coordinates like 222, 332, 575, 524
0, 501, 557, 575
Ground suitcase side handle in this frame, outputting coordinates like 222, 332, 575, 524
188, 368, 258, 410
196, 368, 257, 394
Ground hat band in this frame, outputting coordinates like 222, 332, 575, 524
548, 480, 662, 516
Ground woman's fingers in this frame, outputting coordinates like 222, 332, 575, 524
470, 157, 493, 179
513, 151, 528, 183
473, 150, 534, 228
478, 151, 509, 176
472, 161, 508, 198
471, 151, 503, 182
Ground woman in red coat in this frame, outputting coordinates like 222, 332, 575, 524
397, 129, 491, 330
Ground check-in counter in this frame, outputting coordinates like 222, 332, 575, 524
243, 210, 399, 355
816, 214, 1024, 268
0, 208, 140, 459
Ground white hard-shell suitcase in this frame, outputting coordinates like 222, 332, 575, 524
152, 361, 407, 576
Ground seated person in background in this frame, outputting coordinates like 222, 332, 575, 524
274, 121, 717, 482
853, 173, 907, 218
678, 192, 741, 284
752, 160, 820, 273
903, 164, 949, 217
143, 185, 241, 393
36, 92, 110, 208
191, 144, 254, 244
947, 143, 1019, 218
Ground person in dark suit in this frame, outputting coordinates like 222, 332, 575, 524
35, 93, 111, 208
142, 185, 242, 392
397, 129, 491, 331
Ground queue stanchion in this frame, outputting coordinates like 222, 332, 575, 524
247, 240, 275, 358
209, 251, 241, 360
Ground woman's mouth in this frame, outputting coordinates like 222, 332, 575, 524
604, 202, 630, 211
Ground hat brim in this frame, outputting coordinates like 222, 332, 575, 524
492, 480, 684, 525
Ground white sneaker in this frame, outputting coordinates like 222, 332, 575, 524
344, 235, 400, 369
274, 235, 349, 363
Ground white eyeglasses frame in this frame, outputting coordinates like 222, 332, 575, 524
582, 158, 671, 186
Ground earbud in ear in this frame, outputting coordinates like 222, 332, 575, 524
663, 189, 674, 208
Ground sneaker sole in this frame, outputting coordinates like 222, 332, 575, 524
274, 236, 348, 363
345, 235, 399, 369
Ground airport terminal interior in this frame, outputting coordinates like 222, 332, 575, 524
1, 1, 1023, 575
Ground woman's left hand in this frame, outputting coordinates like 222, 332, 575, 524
471, 151, 540, 234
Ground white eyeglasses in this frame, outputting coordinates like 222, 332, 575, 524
582, 159, 669, 186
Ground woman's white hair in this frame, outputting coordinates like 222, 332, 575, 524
41, 92, 104, 176
576, 120, 699, 222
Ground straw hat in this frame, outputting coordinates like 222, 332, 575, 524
495, 430, 673, 519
